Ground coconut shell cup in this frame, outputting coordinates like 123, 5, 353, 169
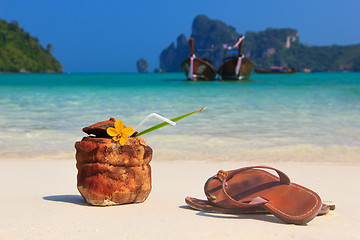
75, 118, 153, 206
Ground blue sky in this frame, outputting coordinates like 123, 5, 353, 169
1, 0, 359, 72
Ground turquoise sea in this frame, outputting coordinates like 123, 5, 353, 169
0, 72, 359, 162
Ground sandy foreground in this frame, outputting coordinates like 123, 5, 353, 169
0, 158, 360, 240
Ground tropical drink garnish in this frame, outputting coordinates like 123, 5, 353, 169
106, 107, 206, 145
106, 119, 135, 146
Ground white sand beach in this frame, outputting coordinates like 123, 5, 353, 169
1, 157, 359, 240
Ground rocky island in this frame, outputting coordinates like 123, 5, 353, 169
136, 58, 149, 73
160, 15, 360, 72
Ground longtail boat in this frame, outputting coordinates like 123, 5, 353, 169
181, 38, 218, 81
218, 36, 255, 80
255, 67, 296, 74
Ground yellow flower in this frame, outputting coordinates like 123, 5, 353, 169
106, 119, 134, 146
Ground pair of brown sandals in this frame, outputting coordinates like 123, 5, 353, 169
185, 166, 335, 225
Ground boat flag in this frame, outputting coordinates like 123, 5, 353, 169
235, 56, 243, 76
233, 35, 245, 49
234, 36, 245, 75
188, 53, 195, 80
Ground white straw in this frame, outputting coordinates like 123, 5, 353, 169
134, 113, 176, 132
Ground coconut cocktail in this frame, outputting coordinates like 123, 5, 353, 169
75, 108, 205, 206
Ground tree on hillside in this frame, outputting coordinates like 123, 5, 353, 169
46, 43, 54, 53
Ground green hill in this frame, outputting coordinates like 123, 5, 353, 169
245, 28, 360, 72
0, 19, 62, 73
160, 15, 360, 72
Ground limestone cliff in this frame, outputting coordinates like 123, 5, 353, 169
160, 15, 238, 72
160, 34, 189, 72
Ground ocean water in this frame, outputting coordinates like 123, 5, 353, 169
0, 72, 359, 162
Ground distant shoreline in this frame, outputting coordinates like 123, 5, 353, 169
1, 71, 360, 74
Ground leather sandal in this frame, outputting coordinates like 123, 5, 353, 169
185, 197, 335, 215
186, 166, 335, 225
